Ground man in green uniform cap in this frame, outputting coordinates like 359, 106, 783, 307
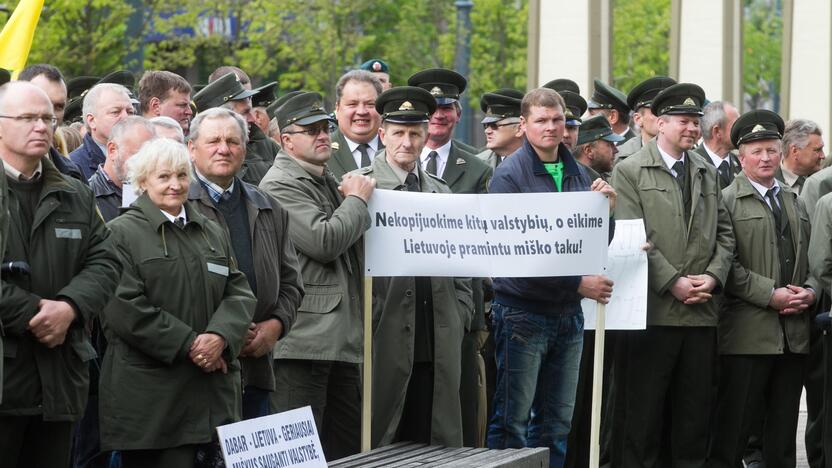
359, 58, 391, 90
258, 92, 375, 460
709, 109, 815, 468
588, 79, 636, 144
194, 72, 273, 185
542, 79, 587, 152
407, 68, 491, 193
572, 114, 624, 181
475, 88, 524, 170
611, 82, 734, 467
251, 80, 277, 136
352, 85, 473, 448
617, 76, 677, 163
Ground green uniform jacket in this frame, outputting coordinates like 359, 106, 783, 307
189, 179, 304, 391
440, 142, 493, 194
259, 152, 370, 363
611, 140, 735, 326
475, 149, 500, 171
242, 126, 277, 186
453, 138, 479, 156
720, 173, 814, 355
809, 193, 832, 299
1, 157, 119, 421
354, 153, 474, 447
327, 130, 357, 181
614, 135, 644, 164
799, 165, 832, 220
99, 194, 256, 450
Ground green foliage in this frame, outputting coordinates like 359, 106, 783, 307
468, 0, 527, 107
26, 0, 142, 76
743, 0, 781, 110
17, 0, 528, 109
612, 0, 671, 93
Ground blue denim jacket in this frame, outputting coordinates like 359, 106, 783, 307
489, 138, 611, 314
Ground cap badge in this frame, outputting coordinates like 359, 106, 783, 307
372, 61, 382, 72
683, 97, 695, 106
430, 86, 443, 97
399, 101, 415, 111
752, 124, 766, 133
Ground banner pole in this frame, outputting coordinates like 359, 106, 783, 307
588, 302, 606, 468
361, 275, 373, 452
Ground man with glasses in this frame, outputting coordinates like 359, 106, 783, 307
69, 83, 135, 180
0, 81, 119, 467
476, 88, 524, 170
259, 92, 375, 460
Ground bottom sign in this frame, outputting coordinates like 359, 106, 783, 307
217, 406, 327, 468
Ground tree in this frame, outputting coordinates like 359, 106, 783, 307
743, 0, 781, 110
612, 0, 671, 93
25, 0, 148, 77
468, 0, 527, 106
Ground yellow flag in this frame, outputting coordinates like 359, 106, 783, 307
0, 0, 44, 79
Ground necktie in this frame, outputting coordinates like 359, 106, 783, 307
357, 143, 371, 168
796, 175, 806, 192
405, 173, 420, 192
766, 188, 783, 232
426, 151, 438, 176
717, 160, 732, 187
174, 217, 185, 229
672, 160, 686, 191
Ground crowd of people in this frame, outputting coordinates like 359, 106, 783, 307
0, 56, 830, 468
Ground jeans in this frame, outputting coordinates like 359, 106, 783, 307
487, 302, 584, 468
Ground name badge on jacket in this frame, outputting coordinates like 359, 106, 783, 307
207, 262, 229, 277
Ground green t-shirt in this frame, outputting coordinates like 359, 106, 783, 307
543, 161, 564, 192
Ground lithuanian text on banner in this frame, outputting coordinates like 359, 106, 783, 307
365, 190, 609, 277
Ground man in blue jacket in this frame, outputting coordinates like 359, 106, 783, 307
486, 87, 615, 468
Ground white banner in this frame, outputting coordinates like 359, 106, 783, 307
583, 219, 648, 330
217, 406, 326, 468
365, 190, 609, 277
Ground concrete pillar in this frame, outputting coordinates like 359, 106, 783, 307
781, 0, 832, 140
527, 0, 611, 95
670, 0, 743, 106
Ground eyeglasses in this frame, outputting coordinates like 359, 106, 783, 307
482, 121, 519, 131
0, 114, 58, 127
283, 123, 336, 137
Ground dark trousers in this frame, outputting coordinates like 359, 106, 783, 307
121, 445, 195, 468
619, 326, 716, 468
460, 329, 489, 447
398, 362, 435, 444
242, 386, 271, 420
271, 359, 361, 460
565, 330, 622, 468
806, 327, 826, 468
708, 352, 806, 468
0, 415, 73, 467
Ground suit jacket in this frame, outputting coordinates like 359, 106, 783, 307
453, 138, 479, 156
611, 140, 735, 327
258, 152, 369, 363
692, 144, 742, 190
353, 153, 472, 448
439, 142, 493, 194
721, 173, 814, 355
327, 129, 383, 181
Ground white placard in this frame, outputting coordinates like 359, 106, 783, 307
217, 406, 326, 468
365, 190, 609, 277
583, 219, 648, 330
